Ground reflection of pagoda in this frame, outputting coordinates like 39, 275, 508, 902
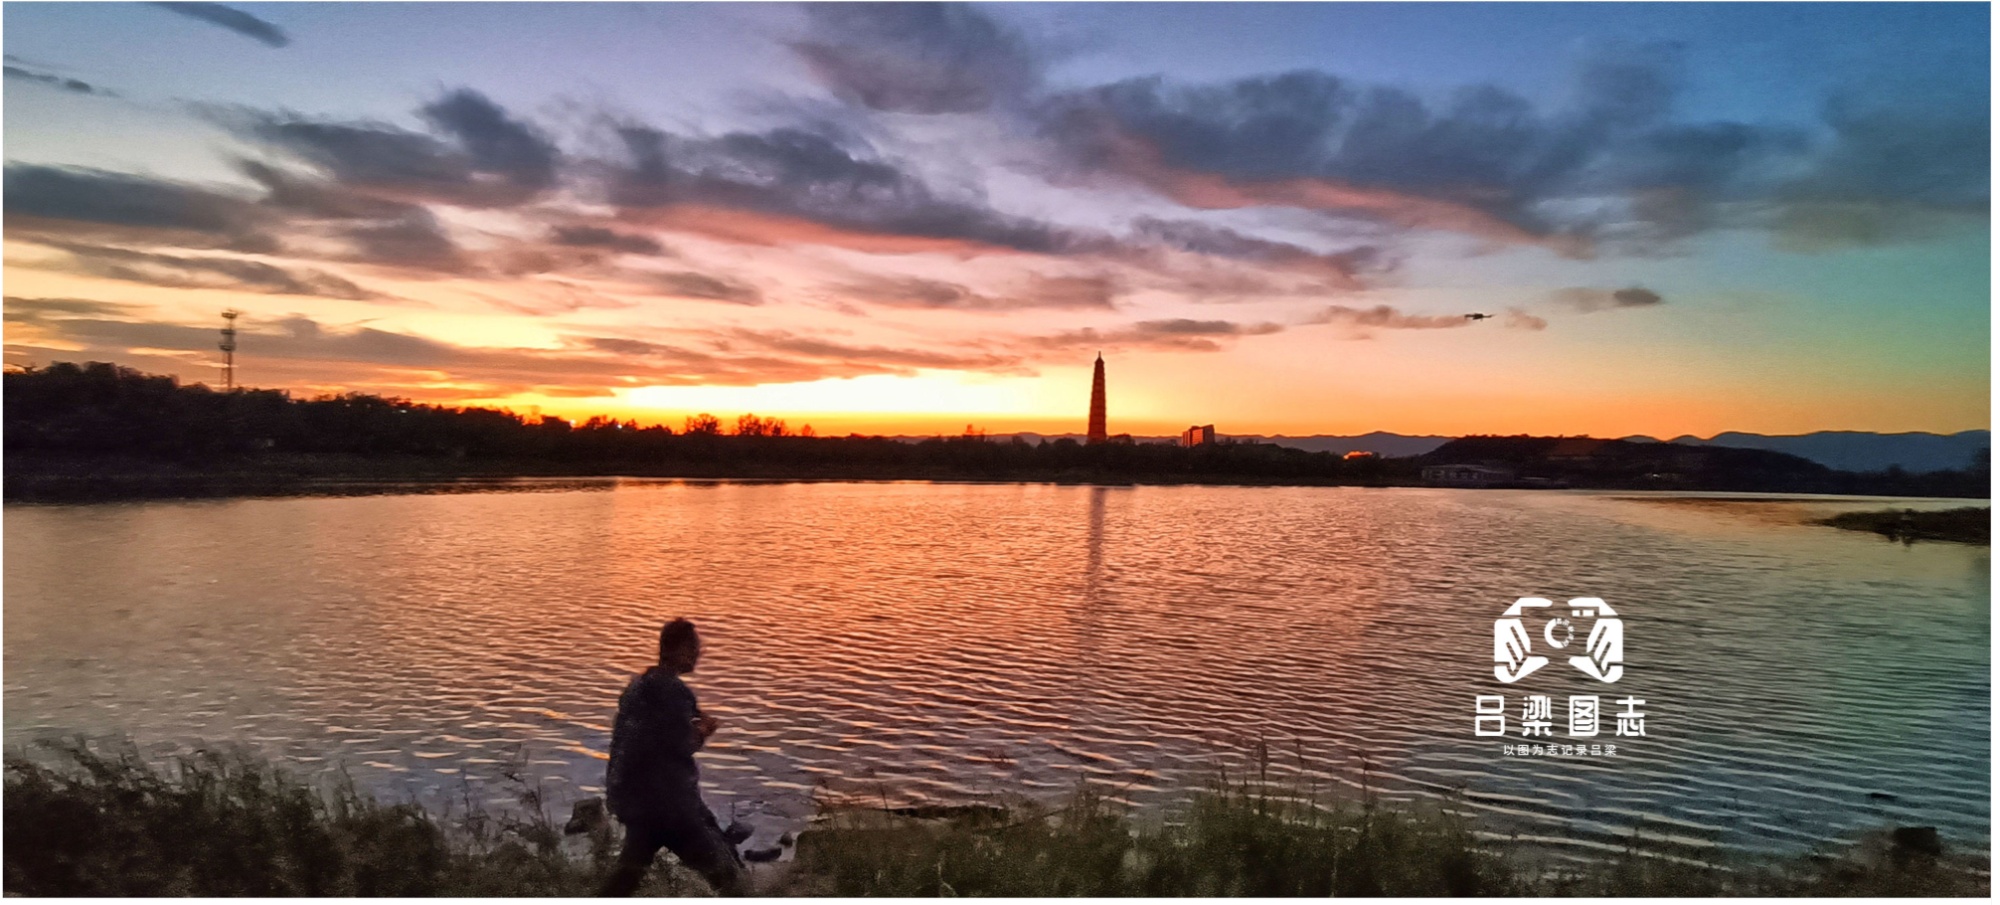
1086, 352, 1107, 444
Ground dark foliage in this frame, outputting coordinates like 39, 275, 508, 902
2, 362, 1410, 498
7, 741, 1986, 897
2, 740, 701, 896
5, 363, 1985, 501
1819, 507, 1989, 545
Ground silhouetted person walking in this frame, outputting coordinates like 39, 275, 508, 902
599, 619, 747, 896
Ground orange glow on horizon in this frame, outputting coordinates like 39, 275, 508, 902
5, 241, 1983, 442
449, 373, 1988, 441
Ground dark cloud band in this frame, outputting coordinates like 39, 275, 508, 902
148, 2, 289, 48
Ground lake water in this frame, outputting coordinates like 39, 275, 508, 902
4, 482, 1989, 861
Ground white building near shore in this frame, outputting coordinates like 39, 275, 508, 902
1421, 464, 1516, 487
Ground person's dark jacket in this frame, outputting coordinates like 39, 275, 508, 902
605, 666, 709, 824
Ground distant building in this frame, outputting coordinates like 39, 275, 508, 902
1342, 450, 1377, 460
1421, 464, 1516, 487
1181, 424, 1215, 447
1086, 353, 1107, 445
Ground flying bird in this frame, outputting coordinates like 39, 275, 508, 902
1465, 313, 1492, 321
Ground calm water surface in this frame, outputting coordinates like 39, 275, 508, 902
5, 482, 1988, 860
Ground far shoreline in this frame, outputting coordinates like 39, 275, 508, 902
0, 459, 1462, 505
1816, 506, 1991, 545
10, 365, 1987, 505
5, 457, 1991, 506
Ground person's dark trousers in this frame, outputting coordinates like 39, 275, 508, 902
598, 814, 748, 896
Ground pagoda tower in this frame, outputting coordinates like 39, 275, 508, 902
1086, 352, 1107, 444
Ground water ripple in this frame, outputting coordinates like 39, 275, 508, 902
3, 484, 1987, 859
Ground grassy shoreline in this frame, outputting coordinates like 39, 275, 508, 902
1, 454, 1427, 505
8, 457, 1990, 506
1817, 507, 1990, 545
4, 741, 1986, 897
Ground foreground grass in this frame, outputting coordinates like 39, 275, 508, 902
793, 781, 1987, 897
4, 741, 1987, 896
2, 741, 698, 897
1818, 507, 1990, 545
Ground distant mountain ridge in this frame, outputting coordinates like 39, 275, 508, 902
949, 430, 1987, 473
1645, 430, 1990, 473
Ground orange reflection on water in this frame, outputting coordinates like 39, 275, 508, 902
2, 483, 1988, 857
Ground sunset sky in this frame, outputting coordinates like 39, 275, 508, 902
3, 2, 1988, 438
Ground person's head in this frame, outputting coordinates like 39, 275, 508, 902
658, 618, 701, 674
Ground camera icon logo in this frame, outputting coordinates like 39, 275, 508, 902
1494, 597, 1624, 684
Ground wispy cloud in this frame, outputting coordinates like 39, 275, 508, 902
37, 243, 385, 301
1127, 216, 1387, 288
4, 64, 108, 96
1553, 287, 1664, 313
1028, 318, 1284, 353
4, 296, 147, 326
1306, 304, 1546, 335
9, 5, 1976, 414
833, 273, 1118, 312
4, 303, 1034, 399
1037, 43, 1985, 253
550, 225, 667, 256
791, 3, 1040, 114
4, 164, 267, 246
216, 89, 559, 209
1500, 308, 1549, 331
608, 123, 1098, 256
648, 271, 764, 306
148, 2, 290, 48
718, 327, 1026, 372
1309, 305, 1471, 331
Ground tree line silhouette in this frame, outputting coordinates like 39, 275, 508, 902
4, 362, 1984, 501
3, 362, 1409, 490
